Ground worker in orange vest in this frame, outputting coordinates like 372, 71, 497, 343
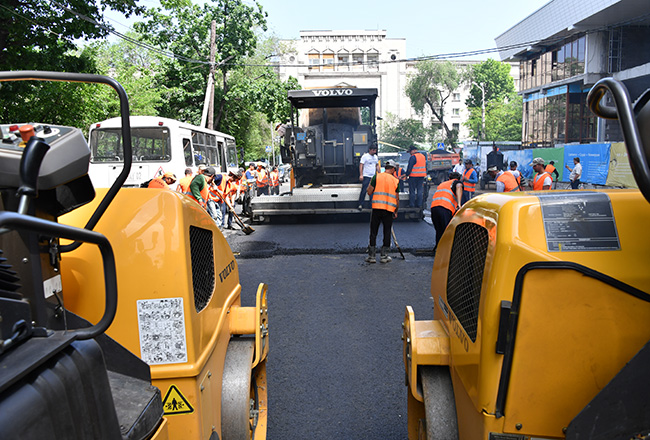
186, 166, 221, 221
530, 157, 552, 190
176, 168, 193, 193
405, 145, 427, 208
366, 159, 400, 264
256, 163, 269, 196
545, 160, 559, 189
269, 166, 280, 195
461, 159, 478, 205
487, 166, 521, 192
220, 170, 243, 229
148, 172, 177, 189
394, 163, 405, 193
430, 171, 463, 250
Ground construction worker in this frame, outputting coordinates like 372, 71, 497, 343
220, 170, 243, 229
366, 159, 400, 264
530, 157, 552, 190
358, 145, 380, 210
256, 163, 269, 196
176, 168, 193, 193
148, 172, 177, 189
245, 163, 257, 197
545, 160, 560, 189
186, 166, 219, 209
394, 162, 405, 193
405, 145, 427, 208
269, 166, 280, 195
461, 159, 478, 205
492, 166, 520, 192
430, 171, 463, 250
507, 161, 522, 189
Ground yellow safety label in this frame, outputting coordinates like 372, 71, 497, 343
162, 385, 194, 415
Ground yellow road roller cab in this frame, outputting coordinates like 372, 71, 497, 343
404, 78, 650, 440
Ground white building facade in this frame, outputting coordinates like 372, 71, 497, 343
276, 30, 519, 145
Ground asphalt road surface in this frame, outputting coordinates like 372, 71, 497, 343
233, 214, 437, 439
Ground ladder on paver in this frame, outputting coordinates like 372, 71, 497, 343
608, 27, 623, 74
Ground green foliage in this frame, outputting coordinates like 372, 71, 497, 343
465, 92, 522, 141
0, 0, 142, 129
404, 60, 461, 146
379, 114, 427, 150
465, 59, 515, 109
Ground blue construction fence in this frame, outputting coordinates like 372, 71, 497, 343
461, 142, 637, 188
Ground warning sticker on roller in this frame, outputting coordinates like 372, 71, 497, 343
162, 385, 194, 415
137, 297, 188, 365
538, 192, 620, 252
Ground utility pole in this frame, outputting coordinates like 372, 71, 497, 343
206, 20, 217, 130
472, 81, 486, 140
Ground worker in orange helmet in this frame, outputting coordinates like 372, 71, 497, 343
148, 172, 177, 189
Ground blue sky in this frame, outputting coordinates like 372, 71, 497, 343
105, 0, 551, 60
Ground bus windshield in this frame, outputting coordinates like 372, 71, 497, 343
90, 127, 172, 163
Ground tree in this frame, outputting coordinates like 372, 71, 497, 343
134, 0, 268, 128
404, 60, 461, 147
465, 92, 522, 141
91, 34, 164, 117
465, 59, 515, 108
379, 114, 427, 150
0, 0, 143, 128
464, 59, 521, 141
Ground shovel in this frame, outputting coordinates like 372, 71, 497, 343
391, 226, 405, 260
215, 190, 255, 235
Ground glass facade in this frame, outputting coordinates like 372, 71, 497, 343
519, 36, 595, 146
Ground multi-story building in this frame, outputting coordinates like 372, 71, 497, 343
495, 0, 650, 147
276, 30, 518, 144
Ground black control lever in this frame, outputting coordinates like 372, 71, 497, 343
16, 136, 50, 215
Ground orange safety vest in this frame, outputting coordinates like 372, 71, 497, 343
176, 175, 192, 193
147, 177, 169, 189
209, 176, 227, 202
410, 152, 427, 177
545, 164, 556, 181
371, 173, 399, 213
256, 169, 269, 187
185, 174, 209, 206
496, 172, 520, 192
533, 172, 552, 190
463, 168, 476, 192
431, 179, 460, 214
270, 170, 280, 187
395, 167, 403, 179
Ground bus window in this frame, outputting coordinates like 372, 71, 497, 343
217, 141, 226, 172
183, 138, 193, 166
90, 127, 171, 163
226, 139, 238, 168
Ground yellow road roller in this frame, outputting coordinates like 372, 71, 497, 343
404, 78, 650, 440
0, 71, 267, 440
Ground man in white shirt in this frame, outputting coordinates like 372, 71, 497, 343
566, 157, 583, 189
358, 146, 380, 210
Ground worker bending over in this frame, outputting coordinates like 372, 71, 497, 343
366, 160, 400, 264
430, 171, 463, 251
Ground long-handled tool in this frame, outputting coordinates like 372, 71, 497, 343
391, 226, 405, 260
215, 190, 255, 235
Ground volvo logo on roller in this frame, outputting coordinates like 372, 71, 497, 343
311, 89, 354, 97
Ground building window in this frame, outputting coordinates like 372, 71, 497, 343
367, 53, 379, 71
452, 123, 460, 132
337, 53, 350, 71
308, 53, 320, 71
452, 108, 460, 117
322, 53, 334, 71
453, 93, 461, 102
352, 53, 364, 70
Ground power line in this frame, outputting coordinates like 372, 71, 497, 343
7, 2, 650, 70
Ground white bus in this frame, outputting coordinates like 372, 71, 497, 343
88, 116, 240, 187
